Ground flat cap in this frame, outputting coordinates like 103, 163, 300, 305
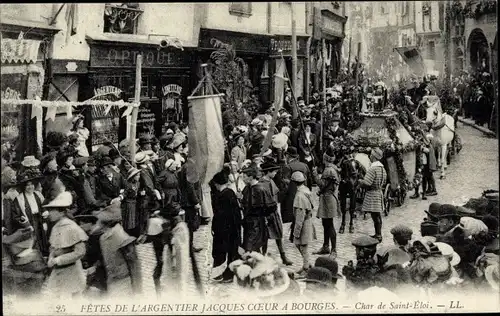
291, 171, 306, 182
352, 235, 379, 248
390, 225, 413, 240
73, 157, 89, 168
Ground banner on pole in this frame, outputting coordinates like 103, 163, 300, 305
187, 94, 225, 185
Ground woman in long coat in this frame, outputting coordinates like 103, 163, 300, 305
122, 168, 141, 237
312, 149, 340, 258
211, 166, 242, 281
230, 134, 247, 169
359, 148, 387, 242
13, 169, 49, 256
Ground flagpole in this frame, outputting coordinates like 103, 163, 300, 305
279, 51, 315, 165
129, 54, 142, 167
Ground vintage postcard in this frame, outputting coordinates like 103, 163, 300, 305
1, 1, 499, 315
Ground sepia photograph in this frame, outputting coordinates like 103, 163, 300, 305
1, 1, 499, 315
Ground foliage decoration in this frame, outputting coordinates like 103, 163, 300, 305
209, 38, 253, 108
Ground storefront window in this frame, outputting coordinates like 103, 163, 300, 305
103, 3, 143, 34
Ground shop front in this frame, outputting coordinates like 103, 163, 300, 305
311, 7, 346, 90
0, 21, 59, 160
269, 35, 309, 101
86, 38, 193, 148
197, 28, 271, 105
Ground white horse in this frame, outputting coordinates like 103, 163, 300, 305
425, 96, 455, 179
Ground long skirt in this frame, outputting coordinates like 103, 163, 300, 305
243, 217, 268, 252
266, 210, 284, 240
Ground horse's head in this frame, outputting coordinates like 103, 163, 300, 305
425, 102, 442, 124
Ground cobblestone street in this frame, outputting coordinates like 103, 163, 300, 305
129, 123, 499, 297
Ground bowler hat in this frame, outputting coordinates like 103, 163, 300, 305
314, 256, 342, 279
100, 156, 114, 168
241, 163, 260, 178
212, 167, 230, 185
434, 204, 460, 219
426, 202, 442, 220
302, 267, 333, 286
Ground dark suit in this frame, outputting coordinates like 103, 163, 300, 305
178, 164, 202, 250
97, 170, 125, 203
298, 133, 317, 168
290, 128, 300, 149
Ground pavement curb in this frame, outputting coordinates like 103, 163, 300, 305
458, 116, 497, 138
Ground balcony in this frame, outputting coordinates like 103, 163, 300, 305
103, 3, 143, 34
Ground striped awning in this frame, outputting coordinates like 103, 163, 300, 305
1, 38, 41, 64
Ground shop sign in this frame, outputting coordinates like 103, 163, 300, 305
90, 45, 190, 68
199, 28, 270, 55
94, 86, 123, 98
322, 18, 343, 36
270, 36, 308, 56
1, 38, 41, 64
1, 87, 22, 100
162, 84, 183, 113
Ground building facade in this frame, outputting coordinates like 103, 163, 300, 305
1, 4, 60, 157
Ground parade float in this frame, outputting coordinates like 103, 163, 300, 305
349, 109, 418, 214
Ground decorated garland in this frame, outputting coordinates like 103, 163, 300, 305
385, 115, 414, 191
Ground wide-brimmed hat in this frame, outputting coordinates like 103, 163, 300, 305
240, 163, 260, 178
16, 169, 42, 185
370, 147, 383, 161
95, 202, 122, 222
425, 202, 443, 220
434, 242, 461, 266
135, 152, 150, 164
260, 161, 280, 172
314, 256, 342, 279
168, 133, 186, 149
21, 156, 40, 168
73, 214, 98, 225
459, 216, 488, 237
127, 167, 141, 180
376, 247, 411, 268
271, 133, 288, 150
43, 191, 73, 209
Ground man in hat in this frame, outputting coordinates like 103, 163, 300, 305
108, 148, 122, 174
298, 122, 317, 170
359, 147, 387, 242
260, 161, 293, 265
74, 157, 106, 214
326, 117, 346, 142
342, 235, 380, 288
240, 163, 269, 253
96, 156, 125, 205
44, 191, 88, 298
135, 152, 162, 239
138, 134, 153, 153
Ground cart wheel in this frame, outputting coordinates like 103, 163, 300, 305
397, 188, 407, 207
384, 184, 391, 216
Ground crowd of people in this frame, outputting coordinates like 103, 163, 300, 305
1, 70, 498, 301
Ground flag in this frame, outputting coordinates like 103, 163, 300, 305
65, 3, 78, 44
261, 60, 286, 154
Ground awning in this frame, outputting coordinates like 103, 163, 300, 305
394, 46, 426, 76
1, 38, 41, 64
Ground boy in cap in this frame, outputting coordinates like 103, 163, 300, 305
390, 224, 413, 253
291, 171, 316, 275
342, 235, 380, 289
44, 191, 88, 298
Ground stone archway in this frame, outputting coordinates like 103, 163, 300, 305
467, 28, 489, 73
